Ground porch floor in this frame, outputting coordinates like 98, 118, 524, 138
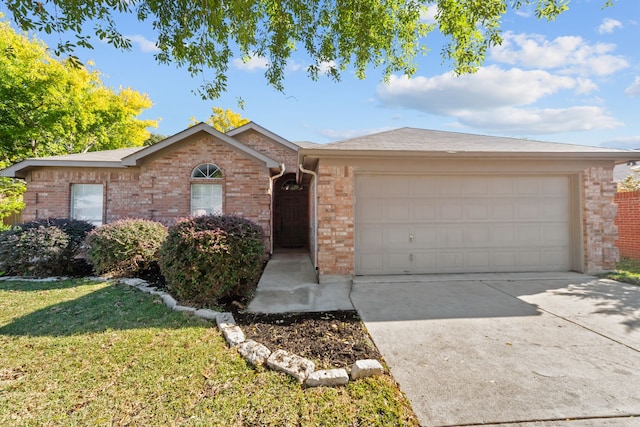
247, 250, 354, 314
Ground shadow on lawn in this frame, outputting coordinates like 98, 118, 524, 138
0, 281, 204, 337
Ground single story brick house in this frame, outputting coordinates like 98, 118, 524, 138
2, 122, 638, 282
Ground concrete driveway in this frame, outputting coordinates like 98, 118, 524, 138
350, 272, 640, 427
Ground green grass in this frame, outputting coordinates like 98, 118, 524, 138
601, 258, 640, 285
0, 279, 417, 426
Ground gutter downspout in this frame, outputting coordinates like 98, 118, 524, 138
269, 164, 286, 255
299, 163, 318, 278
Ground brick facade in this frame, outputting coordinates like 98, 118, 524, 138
316, 164, 354, 281
582, 166, 618, 272
21, 133, 293, 252
614, 190, 640, 260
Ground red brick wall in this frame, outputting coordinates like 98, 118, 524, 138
22, 134, 275, 249
232, 129, 298, 173
614, 190, 640, 259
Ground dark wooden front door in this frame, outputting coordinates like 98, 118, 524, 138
274, 174, 309, 248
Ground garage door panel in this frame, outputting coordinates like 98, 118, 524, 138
355, 174, 572, 275
387, 202, 411, 221
357, 198, 384, 221
464, 202, 490, 220
413, 201, 437, 220
464, 225, 491, 246
440, 203, 464, 220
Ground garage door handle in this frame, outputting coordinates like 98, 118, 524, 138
409, 234, 414, 242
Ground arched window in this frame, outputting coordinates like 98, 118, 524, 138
191, 164, 223, 216
191, 163, 222, 179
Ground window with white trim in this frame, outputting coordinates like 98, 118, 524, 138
71, 184, 104, 226
191, 164, 223, 216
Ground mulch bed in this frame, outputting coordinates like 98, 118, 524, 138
137, 264, 383, 370
234, 310, 382, 369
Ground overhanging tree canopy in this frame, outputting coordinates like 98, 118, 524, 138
3, 0, 590, 99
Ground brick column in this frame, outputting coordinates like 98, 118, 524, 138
583, 166, 618, 272
316, 165, 354, 282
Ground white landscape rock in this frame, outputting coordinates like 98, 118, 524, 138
221, 325, 246, 347
305, 369, 349, 387
119, 278, 148, 287
160, 293, 177, 309
173, 305, 196, 312
350, 359, 384, 380
237, 340, 272, 366
267, 349, 315, 383
194, 309, 219, 320
216, 312, 236, 329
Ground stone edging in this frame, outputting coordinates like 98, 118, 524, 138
117, 278, 384, 387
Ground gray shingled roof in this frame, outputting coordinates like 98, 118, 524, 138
291, 141, 319, 149
314, 127, 632, 153
34, 147, 146, 162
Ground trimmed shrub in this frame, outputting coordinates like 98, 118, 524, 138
86, 218, 168, 277
159, 215, 265, 307
0, 218, 95, 277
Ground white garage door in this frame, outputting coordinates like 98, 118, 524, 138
355, 174, 571, 275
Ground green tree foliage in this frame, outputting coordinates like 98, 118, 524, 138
189, 107, 250, 133
2, 0, 591, 99
144, 132, 168, 146
618, 172, 640, 192
0, 17, 158, 165
0, 177, 25, 221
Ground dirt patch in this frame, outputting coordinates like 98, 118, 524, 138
234, 310, 382, 370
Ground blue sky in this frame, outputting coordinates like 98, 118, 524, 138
3, 1, 639, 147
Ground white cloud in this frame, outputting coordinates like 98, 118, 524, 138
455, 106, 621, 134
319, 127, 393, 141
598, 18, 623, 34
376, 67, 620, 134
600, 136, 640, 150
318, 60, 337, 74
625, 76, 640, 97
377, 67, 584, 114
419, 4, 437, 24
126, 34, 160, 53
490, 32, 628, 76
232, 54, 269, 71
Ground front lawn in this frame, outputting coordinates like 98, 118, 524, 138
602, 258, 640, 285
0, 278, 417, 426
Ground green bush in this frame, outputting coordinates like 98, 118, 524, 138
0, 218, 95, 277
159, 215, 265, 307
86, 218, 168, 277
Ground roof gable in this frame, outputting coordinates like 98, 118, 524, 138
122, 122, 280, 167
1, 123, 281, 178
226, 122, 300, 152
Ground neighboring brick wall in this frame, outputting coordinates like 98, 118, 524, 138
583, 166, 619, 272
614, 190, 640, 259
316, 164, 354, 280
22, 134, 275, 250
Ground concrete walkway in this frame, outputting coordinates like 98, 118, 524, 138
351, 272, 640, 427
247, 251, 353, 313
